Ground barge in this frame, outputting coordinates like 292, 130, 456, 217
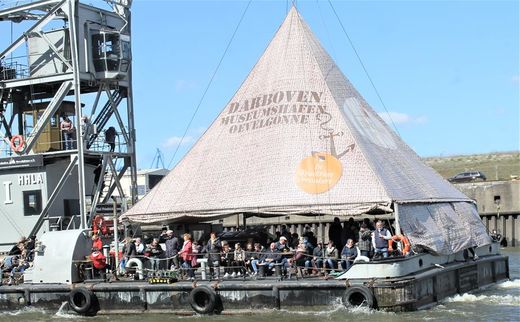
0, 230, 509, 315
0, 0, 510, 316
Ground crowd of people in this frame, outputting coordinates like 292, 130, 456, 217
109, 218, 413, 280
0, 236, 36, 285
0, 217, 497, 284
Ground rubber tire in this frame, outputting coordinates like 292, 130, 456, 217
342, 286, 375, 309
189, 285, 217, 314
69, 288, 95, 314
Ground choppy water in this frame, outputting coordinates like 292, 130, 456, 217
1, 248, 519, 322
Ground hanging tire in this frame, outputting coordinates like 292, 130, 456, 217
189, 285, 218, 314
342, 286, 375, 309
68, 288, 96, 315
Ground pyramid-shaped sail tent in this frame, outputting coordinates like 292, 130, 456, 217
123, 7, 490, 255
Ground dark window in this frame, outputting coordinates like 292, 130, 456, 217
92, 32, 121, 73
23, 190, 42, 216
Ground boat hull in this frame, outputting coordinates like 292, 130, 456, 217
0, 254, 509, 314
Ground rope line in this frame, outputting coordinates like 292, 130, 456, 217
326, 0, 401, 137
166, 0, 252, 169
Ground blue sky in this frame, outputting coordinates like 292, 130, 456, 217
2, 0, 519, 169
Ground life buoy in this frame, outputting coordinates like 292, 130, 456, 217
126, 258, 144, 280
388, 235, 411, 255
189, 285, 218, 314
353, 255, 370, 264
342, 286, 375, 309
68, 287, 97, 315
9, 135, 25, 152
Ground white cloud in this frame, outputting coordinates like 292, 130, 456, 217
378, 111, 427, 125
174, 79, 197, 92
162, 135, 194, 148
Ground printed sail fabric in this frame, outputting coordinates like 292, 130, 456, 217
122, 7, 490, 255
399, 202, 491, 254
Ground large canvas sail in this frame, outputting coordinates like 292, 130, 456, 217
122, 7, 490, 255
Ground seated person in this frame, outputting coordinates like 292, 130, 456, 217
134, 237, 145, 256
1, 255, 19, 273
220, 242, 234, 278
305, 242, 323, 275
2, 254, 20, 285
275, 236, 291, 253
291, 242, 308, 275
340, 239, 358, 271
302, 236, 314, 255
275, 236, 293, 274
243, 242, 255, 274
258, 242, 282, 276
232, 243, 246, 277
90, 247, 107, 279
8, 251, 30, 285
250, 243, 264, 275
323, 240, 338, 274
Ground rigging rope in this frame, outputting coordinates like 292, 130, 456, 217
316, 0, 337, 59
166, 0, 253, 169
326, 0, 401, 138
140, 0, 253, 215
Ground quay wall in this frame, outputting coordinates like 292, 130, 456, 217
223, 180, 520, 247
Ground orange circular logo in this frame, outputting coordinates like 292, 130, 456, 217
295, 152, 342, 194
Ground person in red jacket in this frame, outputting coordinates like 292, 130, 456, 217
92, 234, 103, 251
90, 248, 107, 279
178, 233, 195, 280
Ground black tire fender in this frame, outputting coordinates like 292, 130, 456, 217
68, 287, 96, 314
189, 285, 218, 314
342, 286, 375, 309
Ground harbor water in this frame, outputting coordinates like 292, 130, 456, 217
1, 248, 518, 322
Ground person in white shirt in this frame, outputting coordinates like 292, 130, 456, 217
372, 220, 392, 258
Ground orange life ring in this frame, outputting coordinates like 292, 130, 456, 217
388, 234, 411, 255
10, 135, 25, 152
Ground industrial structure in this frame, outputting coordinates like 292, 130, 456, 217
0, 0, 136, 252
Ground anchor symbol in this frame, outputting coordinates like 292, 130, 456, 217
316, 111, 354, 159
